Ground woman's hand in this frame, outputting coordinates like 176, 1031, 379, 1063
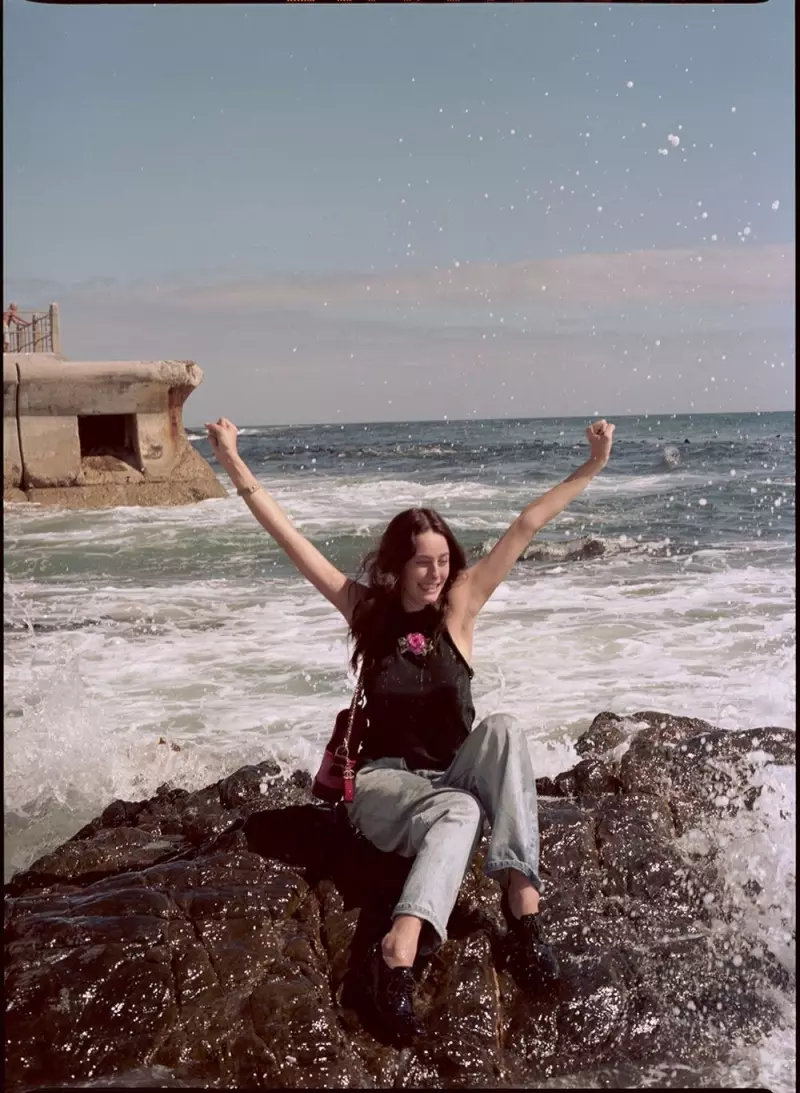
585, 418, 615, 465
204, 417, 241, 468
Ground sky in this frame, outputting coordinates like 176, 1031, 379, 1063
3, 1, 795, 426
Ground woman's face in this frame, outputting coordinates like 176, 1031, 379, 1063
400, 530, 451, 612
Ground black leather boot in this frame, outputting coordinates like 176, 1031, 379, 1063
510, 912, 560, 989
367, 942, 425, 1043
501, 890, 560, 990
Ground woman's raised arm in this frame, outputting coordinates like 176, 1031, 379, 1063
205, 417, 364, 623
457, 418, 615, 618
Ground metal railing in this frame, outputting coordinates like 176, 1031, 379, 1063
3, 303, 61, 354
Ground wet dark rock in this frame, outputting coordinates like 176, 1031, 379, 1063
574, 710, 629, 756
4, 712, 795, 1090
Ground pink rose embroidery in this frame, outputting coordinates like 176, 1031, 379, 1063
399, 632, 433, 657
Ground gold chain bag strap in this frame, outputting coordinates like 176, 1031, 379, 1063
339, 666, 365, 802
311, 664, 366, 804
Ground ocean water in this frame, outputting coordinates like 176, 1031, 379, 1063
3, 410, 795, 1087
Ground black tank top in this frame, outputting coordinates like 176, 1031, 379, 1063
360, 604, 475, 771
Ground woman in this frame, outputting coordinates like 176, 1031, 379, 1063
205, 415, 615, 1041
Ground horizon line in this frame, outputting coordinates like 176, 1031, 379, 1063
186, 408, 795, 431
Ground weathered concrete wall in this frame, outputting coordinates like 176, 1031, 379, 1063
3, 357, 23, 492
3, 355, 227, 509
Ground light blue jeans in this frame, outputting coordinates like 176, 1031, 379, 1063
346, 713, 543, 953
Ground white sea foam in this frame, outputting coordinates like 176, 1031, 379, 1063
4, 466, 759, 558
5, 542, 793, 878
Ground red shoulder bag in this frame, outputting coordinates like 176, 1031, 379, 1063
311, 667, 366, 804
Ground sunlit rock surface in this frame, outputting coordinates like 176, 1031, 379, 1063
5, 712, 794, 1090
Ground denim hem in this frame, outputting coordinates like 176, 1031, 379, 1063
392, 902, 447, 946
484, 858, 544, 894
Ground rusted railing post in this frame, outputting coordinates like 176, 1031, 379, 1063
50, 303, 61, 354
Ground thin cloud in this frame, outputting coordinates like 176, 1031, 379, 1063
8, 244, 792, 327
158, 244, 793, 314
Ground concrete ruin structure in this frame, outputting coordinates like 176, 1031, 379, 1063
3, 307, 227, 508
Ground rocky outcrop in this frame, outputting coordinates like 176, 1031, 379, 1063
5, 712, 794, 1090
3, 355, 226, 508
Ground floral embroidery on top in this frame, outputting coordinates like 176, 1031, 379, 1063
399, 631, 434, 657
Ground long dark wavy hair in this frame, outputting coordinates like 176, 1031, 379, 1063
349, 507, 468, 672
